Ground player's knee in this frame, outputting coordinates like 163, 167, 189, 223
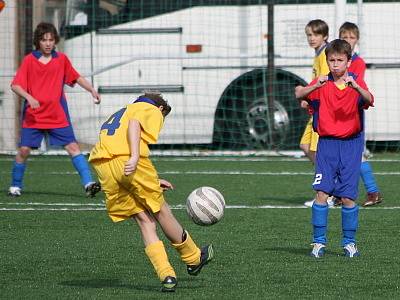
135, 212, 156, 230
17, 147, 31, 161
155, 203, 175, 222
342, 198, 355, 208
65, 142, 81, 156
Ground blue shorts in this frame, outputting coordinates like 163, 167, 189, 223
19, 125, 77, 148
312, 133, 363, 200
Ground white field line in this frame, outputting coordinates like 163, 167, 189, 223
0, 170, 399, 176
1, 157, 400, 162
1, 203, 400, 211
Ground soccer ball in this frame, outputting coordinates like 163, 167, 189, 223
186, 186, 225, 226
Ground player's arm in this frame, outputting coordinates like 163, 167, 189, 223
76, 76, 101, 104
11, 84, 40, 109
294, 86, 309, 109
124, 119, 140, 176
295, 75, 327, 100
344, 76, 373, 106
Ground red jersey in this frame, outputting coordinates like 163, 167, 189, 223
349, 53, 366, 80
12, 50, 80, 129
307, 74, 374, 138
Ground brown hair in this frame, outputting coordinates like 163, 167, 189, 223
33, 22, 60, 50
325, 39, 352, 60
306, 19, 329, 41
339, 22, 360, 40
138, 92, 172, 117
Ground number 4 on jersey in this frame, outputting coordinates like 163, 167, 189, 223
101, 108, 126, 135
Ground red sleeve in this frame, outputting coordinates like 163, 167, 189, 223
62, 53, 80, 86
306, 78, 319, 101
11, 55, 30, 90
350, 58, 366, 80
357, 78, 374, 109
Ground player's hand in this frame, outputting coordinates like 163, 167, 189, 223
300, 100, 309, 109
28, 98, 40, 109
344, 76, 359, 89
159, 179, 174, 191
316, 75, 328, 87
91, 89, 101, 104
124, 157, 138, 176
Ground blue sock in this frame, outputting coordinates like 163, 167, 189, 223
71, 154, 93, 187
360, 161, 379, 193
11, 162, 26, 188
312, 203, 329, 244
341, 206, 359, 246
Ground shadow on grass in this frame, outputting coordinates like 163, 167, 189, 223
60, 277, 203, 291
11, 190, 98, 199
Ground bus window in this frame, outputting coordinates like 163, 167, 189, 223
64, 0, 127, 38
66, 0, 88, 26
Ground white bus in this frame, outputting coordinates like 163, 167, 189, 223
62, 0, 400, 150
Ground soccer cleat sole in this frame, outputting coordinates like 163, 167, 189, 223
85, 182, 101, 198
160, 276, 177, 292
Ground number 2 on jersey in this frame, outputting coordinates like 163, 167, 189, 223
101, 108, 126, 135
313, 173, 322, 185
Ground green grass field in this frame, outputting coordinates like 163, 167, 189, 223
1, 154, 400, 299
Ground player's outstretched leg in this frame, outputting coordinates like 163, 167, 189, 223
155, 203, 214, 276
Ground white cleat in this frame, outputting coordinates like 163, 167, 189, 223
304, 196, 335, 208
310, 243, 326, 258
343, 243, 360, 257
8, 186, 22, 197
304, 198, 315, 207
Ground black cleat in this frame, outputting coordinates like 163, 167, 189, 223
161, 276, 177, 292
187, 244, 214, 276
85, 182, 101, 198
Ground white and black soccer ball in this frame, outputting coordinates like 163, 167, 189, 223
186, 186, 225, 226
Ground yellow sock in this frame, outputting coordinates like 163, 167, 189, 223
145, 240, 176, 281
171, 232, 201, 265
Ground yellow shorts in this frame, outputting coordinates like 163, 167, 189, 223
91, 156, 165, 222
299, 117, 319, 152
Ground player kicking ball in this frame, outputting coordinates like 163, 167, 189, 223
295, 39, 374, 258
88, 93, 213, 292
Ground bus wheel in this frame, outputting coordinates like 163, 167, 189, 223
245, 99, 289, 149
212, 69, 308, 150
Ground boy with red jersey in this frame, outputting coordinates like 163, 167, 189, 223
9, 22, 101, 197
295, 39, 374, 258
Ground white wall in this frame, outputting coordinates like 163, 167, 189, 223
0, 0, 18, 152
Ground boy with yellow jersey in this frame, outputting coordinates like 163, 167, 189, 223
89, 93, 213, 292
299, 19, 330, 164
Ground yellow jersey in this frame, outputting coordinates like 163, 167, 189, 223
89, 102, 163, 162
312, 43, 329, 79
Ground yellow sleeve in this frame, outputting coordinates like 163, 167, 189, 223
318, 50, 330, 76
